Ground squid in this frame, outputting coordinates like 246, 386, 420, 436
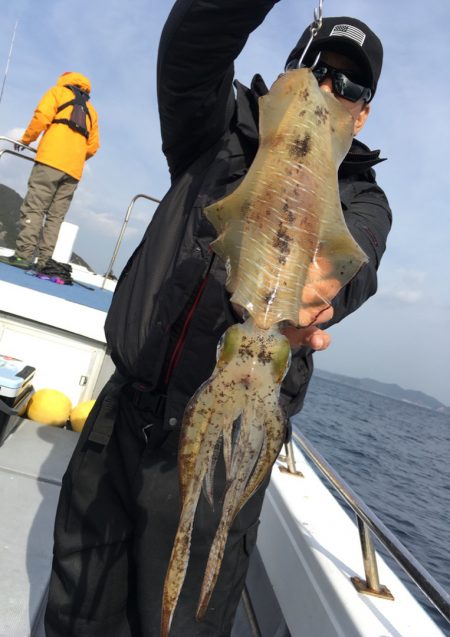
161, 67, 368, 636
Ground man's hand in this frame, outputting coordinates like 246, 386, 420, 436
14, 141, 27, 152
231, 252, 340, 351
281, 305, 333, 351
282, 255, 341, 351
231, 301, 333, 351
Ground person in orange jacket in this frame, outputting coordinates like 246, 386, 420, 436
5, 71, 99, 270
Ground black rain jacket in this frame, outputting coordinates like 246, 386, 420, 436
104, 0, 392, 430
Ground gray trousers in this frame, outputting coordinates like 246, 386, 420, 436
15, 162, 78, 266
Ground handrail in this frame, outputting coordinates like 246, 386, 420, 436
0, 135, 36, 153
101, 193, 161, 289
0, 136, 36, 165
0, 149, 35, 163
287, 429, 450, 624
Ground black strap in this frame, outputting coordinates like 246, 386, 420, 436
122, 382, 167, 417
54, 84, 92, 138
56, 97, 77, 114
52, 117, 90, 139
86, 394, 119, 446
84, 379, 167, 449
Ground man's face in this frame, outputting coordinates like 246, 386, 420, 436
314, 50, 371, 135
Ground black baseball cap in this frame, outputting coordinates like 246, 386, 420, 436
285, 17, 383, 100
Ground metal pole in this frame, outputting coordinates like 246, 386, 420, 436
357, 516, 382, 592
101, 193, 160, 289
240, 587, 262, 637
0, 149, 35, 164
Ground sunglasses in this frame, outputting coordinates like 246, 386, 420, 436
285, 59, 372, 103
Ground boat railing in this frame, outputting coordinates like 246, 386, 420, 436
101, 193, 161, 289
0, 135, 36, 163
280, 431, 450, 624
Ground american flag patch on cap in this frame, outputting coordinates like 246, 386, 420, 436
329, 24, 366, 46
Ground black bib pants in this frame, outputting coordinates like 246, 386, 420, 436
44, 374, 269, 637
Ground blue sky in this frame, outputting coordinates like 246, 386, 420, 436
1, 0, 449, 406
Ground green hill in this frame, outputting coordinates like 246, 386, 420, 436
316, 369, 450, 414
0, 184, 22, 247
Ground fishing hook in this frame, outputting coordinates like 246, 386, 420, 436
297, 0, 324, 68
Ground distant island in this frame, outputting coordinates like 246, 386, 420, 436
315, 369, 450, 415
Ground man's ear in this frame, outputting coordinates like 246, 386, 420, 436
354, 103, 370, 136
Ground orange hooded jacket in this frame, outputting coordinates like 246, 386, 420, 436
21, 72, 100, 181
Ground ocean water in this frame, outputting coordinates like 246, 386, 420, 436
292, 375, 450, 635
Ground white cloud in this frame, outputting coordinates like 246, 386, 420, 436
73, 206, 137, 238
5, 127, 25, 140
129, 206, 158, 224
0, 151, 32, 196
378, 268, 426, 304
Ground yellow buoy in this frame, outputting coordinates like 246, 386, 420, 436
70, 399, 95, 432
27, 388, 72, 426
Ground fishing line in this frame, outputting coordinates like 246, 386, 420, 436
0, 0, 33, 110
0, 20, 19, 108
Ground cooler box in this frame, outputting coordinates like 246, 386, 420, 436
0, 354, 35, 445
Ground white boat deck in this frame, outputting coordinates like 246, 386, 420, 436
0, 420, 78, 637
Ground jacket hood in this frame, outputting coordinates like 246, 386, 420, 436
57, 72, 91, 94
